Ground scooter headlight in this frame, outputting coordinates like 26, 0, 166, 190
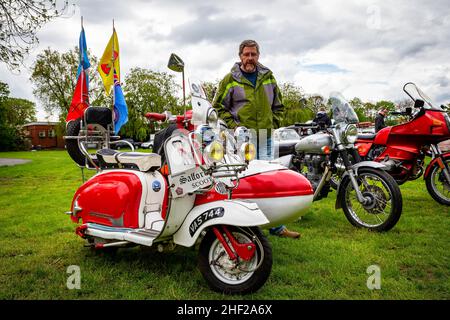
195, 124, 216, 145
205, 141, 224, 162
341, 124, 358, 144
207, 109, 218, 129
240, 142, 256, 163
234, 126, 251, 144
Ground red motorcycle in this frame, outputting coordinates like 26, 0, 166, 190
356, 83, 450, 205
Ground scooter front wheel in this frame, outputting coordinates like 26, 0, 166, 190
198, 226, 272, 294
425, 159, 450, 206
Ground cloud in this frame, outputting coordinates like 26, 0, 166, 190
2, 0, 450, 121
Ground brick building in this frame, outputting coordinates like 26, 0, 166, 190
22, 122, 65, 149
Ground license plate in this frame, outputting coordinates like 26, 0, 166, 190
189, 207, 224, 236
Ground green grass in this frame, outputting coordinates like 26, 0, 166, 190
0, 150, 449, 299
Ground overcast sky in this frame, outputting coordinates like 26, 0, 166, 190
1, 0, 449, 121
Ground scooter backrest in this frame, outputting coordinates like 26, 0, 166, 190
85, 107, 113, 129
164, 134, 197, 176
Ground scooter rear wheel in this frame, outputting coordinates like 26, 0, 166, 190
198, 226, 272, 294
425, 159, 450, 206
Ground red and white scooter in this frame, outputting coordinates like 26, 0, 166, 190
67, 99, 274, 294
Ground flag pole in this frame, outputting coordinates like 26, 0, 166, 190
80, 16, 84, 120
111, 19, 116, 134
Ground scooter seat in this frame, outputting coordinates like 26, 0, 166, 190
96, 149, 161, 172
357, 133, 376, 140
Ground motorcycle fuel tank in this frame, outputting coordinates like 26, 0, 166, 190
295, 133, 334, 154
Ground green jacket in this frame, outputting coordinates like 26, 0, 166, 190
213, 62, 284, 130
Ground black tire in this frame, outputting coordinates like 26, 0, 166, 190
66, 118, 86, 166
425, 159, 450, 206
338, 167, 402, 232
198, 226, 272, 295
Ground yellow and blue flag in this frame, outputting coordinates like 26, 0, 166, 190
98, 29, 120, 95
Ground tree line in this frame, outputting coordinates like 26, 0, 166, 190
1, 46, 449, 151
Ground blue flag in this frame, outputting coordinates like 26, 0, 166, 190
113, 71, 128, 134
76, 27, 91, 88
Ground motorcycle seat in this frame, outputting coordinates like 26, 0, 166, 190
357, 133, 376, 140
96, 149, 161, 172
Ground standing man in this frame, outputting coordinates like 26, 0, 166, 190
213, 39, 300, 239
375, 108, 388, 132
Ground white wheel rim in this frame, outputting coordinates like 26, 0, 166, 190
208, 231, 258, 285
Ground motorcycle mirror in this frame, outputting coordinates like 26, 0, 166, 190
168, 53, 184, 72
414, 99, 424, 109
168, 53, 186, 114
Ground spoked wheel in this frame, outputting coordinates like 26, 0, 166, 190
425, 159, 450, 206
198, 226, 272, 294
339, 167, 402, 232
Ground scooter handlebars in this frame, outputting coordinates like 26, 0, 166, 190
145, 112, 167, 122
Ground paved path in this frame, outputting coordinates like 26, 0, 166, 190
0, 158, 32, 166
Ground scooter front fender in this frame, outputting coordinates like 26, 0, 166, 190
335, 161, 387, 209
173, 200, 269, 247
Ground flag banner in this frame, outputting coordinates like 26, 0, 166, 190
66, 70, 89, 122
113, 71, 128, 134
98, 30, 120, 95
67, 26, 90, 122
76, 27, 91, 78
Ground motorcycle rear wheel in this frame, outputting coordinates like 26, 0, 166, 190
425, 159, 450, 206
198, 226, 272, 295
339, 167, 402, 232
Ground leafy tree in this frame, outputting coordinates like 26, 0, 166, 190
201, 80, 220, 102
0, 0, 72, 70
121, 68, 181, 141
30, 47, 105, 123
279, 82, 314, 126
0, 81, 36, 151
349, 97, 369, 122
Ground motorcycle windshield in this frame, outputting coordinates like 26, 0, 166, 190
403, 82, 443, 110
329, 92, 359, 124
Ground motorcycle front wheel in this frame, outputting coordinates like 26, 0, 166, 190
338, 167, 402, 232
198, 226, 272, 295
425, 158, 450, 206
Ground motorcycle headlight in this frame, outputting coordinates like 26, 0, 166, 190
205, 141, 224, 162
207, 109, 218, 129
341, 124, 358, 144
240, 142, 256, 163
